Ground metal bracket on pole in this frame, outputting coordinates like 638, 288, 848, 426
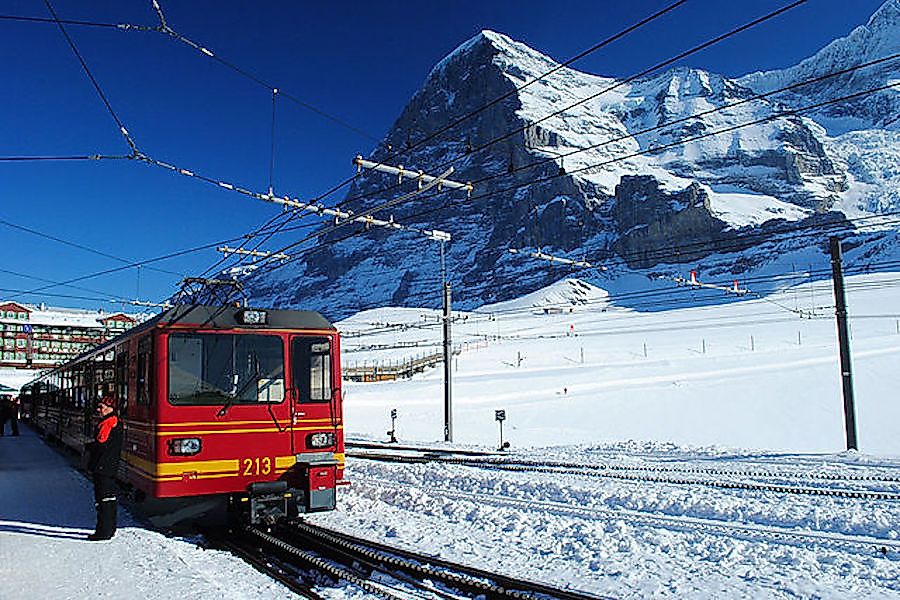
674, 270, 750, 295
508, 248, 606, 270
217, 246, 290, 261
354, 155, 473, 197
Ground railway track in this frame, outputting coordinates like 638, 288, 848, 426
346, 449, 900, 501
217, 520, 611, 599
352, 476, 900, 559
208, 532, 324, 599
346, 440, 502, 457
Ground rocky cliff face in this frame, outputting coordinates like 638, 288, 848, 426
245, 2, 900, 319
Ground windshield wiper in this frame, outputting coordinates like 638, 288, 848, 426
216, 370, 259, 417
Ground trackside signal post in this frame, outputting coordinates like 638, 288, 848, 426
495, 410, 509, 451
829, 237, 858, 450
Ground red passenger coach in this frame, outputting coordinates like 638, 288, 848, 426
21, 305, 345, 525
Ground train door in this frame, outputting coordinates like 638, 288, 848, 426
289, 335, 339, 455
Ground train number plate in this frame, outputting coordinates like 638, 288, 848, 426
241, 457, 273, 476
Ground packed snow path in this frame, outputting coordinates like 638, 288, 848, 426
0, 427, 293, 600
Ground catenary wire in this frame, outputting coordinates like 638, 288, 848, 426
0, 218, 183, 278
43, 0, 137, 153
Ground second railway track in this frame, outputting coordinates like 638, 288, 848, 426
346, 448, 900, 501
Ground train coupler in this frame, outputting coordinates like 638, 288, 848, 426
244, 481, 291, 525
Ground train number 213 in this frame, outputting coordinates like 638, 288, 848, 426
242, 457, 273, 476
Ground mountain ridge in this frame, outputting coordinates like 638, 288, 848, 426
243, 1, 900, 319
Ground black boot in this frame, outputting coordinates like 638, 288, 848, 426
88, 499, 117, 540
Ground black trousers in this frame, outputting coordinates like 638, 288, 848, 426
6, 413, 17, 436
92, 473, 118, 538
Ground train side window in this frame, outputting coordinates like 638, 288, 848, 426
137, 337, 152, 406
291, 337, 331, 403
116, 349, 128, 417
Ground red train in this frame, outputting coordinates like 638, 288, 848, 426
20, 305, 344, 525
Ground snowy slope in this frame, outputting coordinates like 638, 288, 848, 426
338, 271, 900, 454
739, 0, 900, 133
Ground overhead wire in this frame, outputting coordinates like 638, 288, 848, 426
238, 28, 896, 290
0, 218, 183, 278
7, 2, 892, 316
146, 0, 378, 143
0, 154, 131, 162
11, 0, 801, 299
0, 14, 147, 29
346, 254, 900, 328
251, 50, 898, 285
7, 234, 251, 301
43, 0, 137, 154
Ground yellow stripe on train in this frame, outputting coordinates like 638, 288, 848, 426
155, 425, 343, 437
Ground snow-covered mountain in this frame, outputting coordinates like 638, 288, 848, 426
245, 1, 900, 319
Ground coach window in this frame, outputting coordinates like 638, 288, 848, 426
137, 337, 152, 405
168, 333, 284, 405
116, 350, 128, 416
291, 337, 331, 403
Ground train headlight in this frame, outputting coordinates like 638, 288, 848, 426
307, 432, 335, 449
168, 437, 202, 456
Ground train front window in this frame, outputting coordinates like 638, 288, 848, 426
168, 333, 284, 406
292, 337, 331, 403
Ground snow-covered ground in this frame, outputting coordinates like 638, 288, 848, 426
0, 432, 293, 599
3, 272, 899, 598
338, 272, 900, 454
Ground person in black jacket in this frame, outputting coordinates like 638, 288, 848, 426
0, 394, 9, 436
1, 395, 20, 436
86, 394, 123, 541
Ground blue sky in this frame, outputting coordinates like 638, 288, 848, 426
0, 0, 888, 311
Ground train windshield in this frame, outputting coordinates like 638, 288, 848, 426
168, 333, 285, 406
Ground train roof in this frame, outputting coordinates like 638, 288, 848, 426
146, 305, 334, 331
22, 305, 335, 387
